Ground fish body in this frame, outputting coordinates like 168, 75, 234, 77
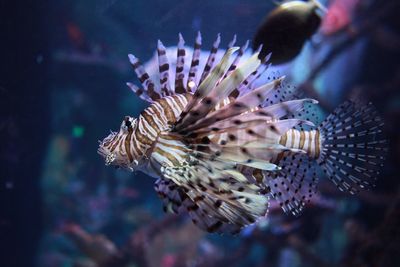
253, 0, 323, 64
100, 93, 321, 176
98, 33, 386, 234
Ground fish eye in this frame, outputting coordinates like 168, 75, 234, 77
124, 117, 132, 127
121, 116, 135, 132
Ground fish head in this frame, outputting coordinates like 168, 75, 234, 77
97, 115, 139, 171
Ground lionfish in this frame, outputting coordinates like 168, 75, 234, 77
98, 33, 386, 234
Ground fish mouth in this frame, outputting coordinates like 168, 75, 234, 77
97, 145, 107, 157
98, 131, 118, 164
97, 145, 115, 165
97, 143, 136, 172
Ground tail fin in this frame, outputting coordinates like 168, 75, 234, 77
317, 101, 387, 194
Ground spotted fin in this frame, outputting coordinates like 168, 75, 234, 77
262, 75, 299, 107
154, 178, 189, 214
318, 101, 387, 194
260, 154, 318, 215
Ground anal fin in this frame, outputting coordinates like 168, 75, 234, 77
259, 153, 318, 215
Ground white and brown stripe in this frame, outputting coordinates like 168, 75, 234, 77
147, 134, 190, 177
128, 54, 160, 100
175, 33, 186, 94
187, 32, 202, 91
276, 129, 321, 161
157, 40, 171, 96
129, 94, 191, 175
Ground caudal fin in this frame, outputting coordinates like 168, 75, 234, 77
317, 101, 387, 194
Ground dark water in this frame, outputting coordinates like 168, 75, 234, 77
1, 1, 400, 267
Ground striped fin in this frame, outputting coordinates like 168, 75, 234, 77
177, 51, 260, 133
209, 52, 261, 102
182, 77, 286, 133
157, 40, 172, 96
175, 33, 186, 94
317, 101, 387, 194
213, 34, 237, 87
161, 161, 269, 234
187, 31, 202, 92
187, 200, 245, 234
154, 177, 243, 234
226, 40, 250, 97
199, 33, 221, 84
227, 40, 250, 76
126, 82, 153, 103
128, 54, 161, 101
235, 67, 268, 98
174, 47, 239, 132
185, 188, 267, 234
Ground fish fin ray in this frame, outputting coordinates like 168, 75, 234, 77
128, 54, 161, 101
262, 154, 318, 215
318, 101, 387, 194
160, 159, 269, 234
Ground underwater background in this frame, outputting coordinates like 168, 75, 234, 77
1, 0, 400, 266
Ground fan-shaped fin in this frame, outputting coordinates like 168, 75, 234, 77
261, 154, 318, 215
318, 101, 387, 194
174, 46, 240, 131
177, 52, 261, 133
